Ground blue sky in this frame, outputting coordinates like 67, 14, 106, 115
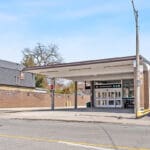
0, 0, 150, 63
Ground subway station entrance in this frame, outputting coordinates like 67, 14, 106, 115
95, 80, 127, 108
24, 55, 150, 117
86, 79, 134, 108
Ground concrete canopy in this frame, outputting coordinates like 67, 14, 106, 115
23, 56, 142, 81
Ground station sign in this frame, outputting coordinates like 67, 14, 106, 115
95, 84, 121, 89
85, 84, 121, 89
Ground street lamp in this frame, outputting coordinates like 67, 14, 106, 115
131, 0, 140, 117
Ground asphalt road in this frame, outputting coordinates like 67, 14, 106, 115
0, 119, 150, 150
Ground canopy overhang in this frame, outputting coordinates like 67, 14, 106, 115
23, 56, 144, 81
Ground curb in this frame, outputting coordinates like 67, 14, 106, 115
4, 117, 149, 126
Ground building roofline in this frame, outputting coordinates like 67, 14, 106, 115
0, 59, 20, 66
23, 55, 150, 72
0, 84, 35, 89
140, 55, 150, 65
0, 59, 24, 70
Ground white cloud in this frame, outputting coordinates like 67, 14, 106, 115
53, 33, 135, 62
1, 26, 150, 63
10, 1, 129, 20
50, 0, 150, 20
54, 2, 129, 20
0, 0, 149, 63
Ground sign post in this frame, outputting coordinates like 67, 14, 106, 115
50, 78, 55, 111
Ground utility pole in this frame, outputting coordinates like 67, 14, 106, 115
131, 0, 140, 117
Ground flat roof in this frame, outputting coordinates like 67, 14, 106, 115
23, 55, 150, 72
23, 55, 150, 81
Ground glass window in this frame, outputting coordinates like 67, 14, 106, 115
111, 92, 115, 99
122, 79, 134, 98
109, 100, 114, 105
108, 92, 111, 98
102, 100, 105, 105
102, 100, 107, 105
102, 92, 105, 98
96, 93, 98, 98
116, 100, 121, 105
104, 92, 107, 98
98, 92, 101, 98
118, 92, 121, 98
115, 92, 118, 98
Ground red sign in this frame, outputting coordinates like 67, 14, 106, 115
50, 85, 54, 90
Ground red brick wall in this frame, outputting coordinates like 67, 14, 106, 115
0, 90, 90, 108
54, 94, 90, 107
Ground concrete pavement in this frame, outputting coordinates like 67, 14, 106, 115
0, 107, 150, 126
0, 119, 150, 150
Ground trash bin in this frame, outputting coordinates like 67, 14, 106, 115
86, 102, 91, 108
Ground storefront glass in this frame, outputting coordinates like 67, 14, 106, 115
122, 79, 134, 98
95, 80, 122, 108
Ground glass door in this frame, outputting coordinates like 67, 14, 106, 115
95, 89, 108, 107
95, 87, 122, 108
95, 80, 122, 108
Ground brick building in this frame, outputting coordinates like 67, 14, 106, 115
24, 55, 150, 117
0, 59, 88, 108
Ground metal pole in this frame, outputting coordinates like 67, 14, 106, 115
90, 81, 95, 110
131, 0, 140, 117
74, 81, 78, 109
51, 78, 55, 110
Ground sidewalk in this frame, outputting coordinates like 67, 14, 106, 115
0, 107, 149, 126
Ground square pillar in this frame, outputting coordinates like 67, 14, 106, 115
74, 81, 78, 109
143, 70, 149, 109
149, 70, 150, 109
90, 81, 95, 108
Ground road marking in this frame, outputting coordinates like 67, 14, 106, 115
59, 141, 114, 150
0, 134, 149, 150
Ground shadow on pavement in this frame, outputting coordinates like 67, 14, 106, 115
31, 108, 134, 114
0, 108, 134, 115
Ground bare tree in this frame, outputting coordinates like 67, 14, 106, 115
22, 43, 63, 88
22, 43, 63, 66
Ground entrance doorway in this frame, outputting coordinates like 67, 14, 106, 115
95, 80, 122, 108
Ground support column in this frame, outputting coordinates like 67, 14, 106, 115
74, 81, 78, 109
51, 78, 55, 111
90, 81, 95, 108
149, 70, 150, 109
143, 63, 150, 109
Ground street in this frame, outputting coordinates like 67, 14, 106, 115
0, 119, 150, 150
